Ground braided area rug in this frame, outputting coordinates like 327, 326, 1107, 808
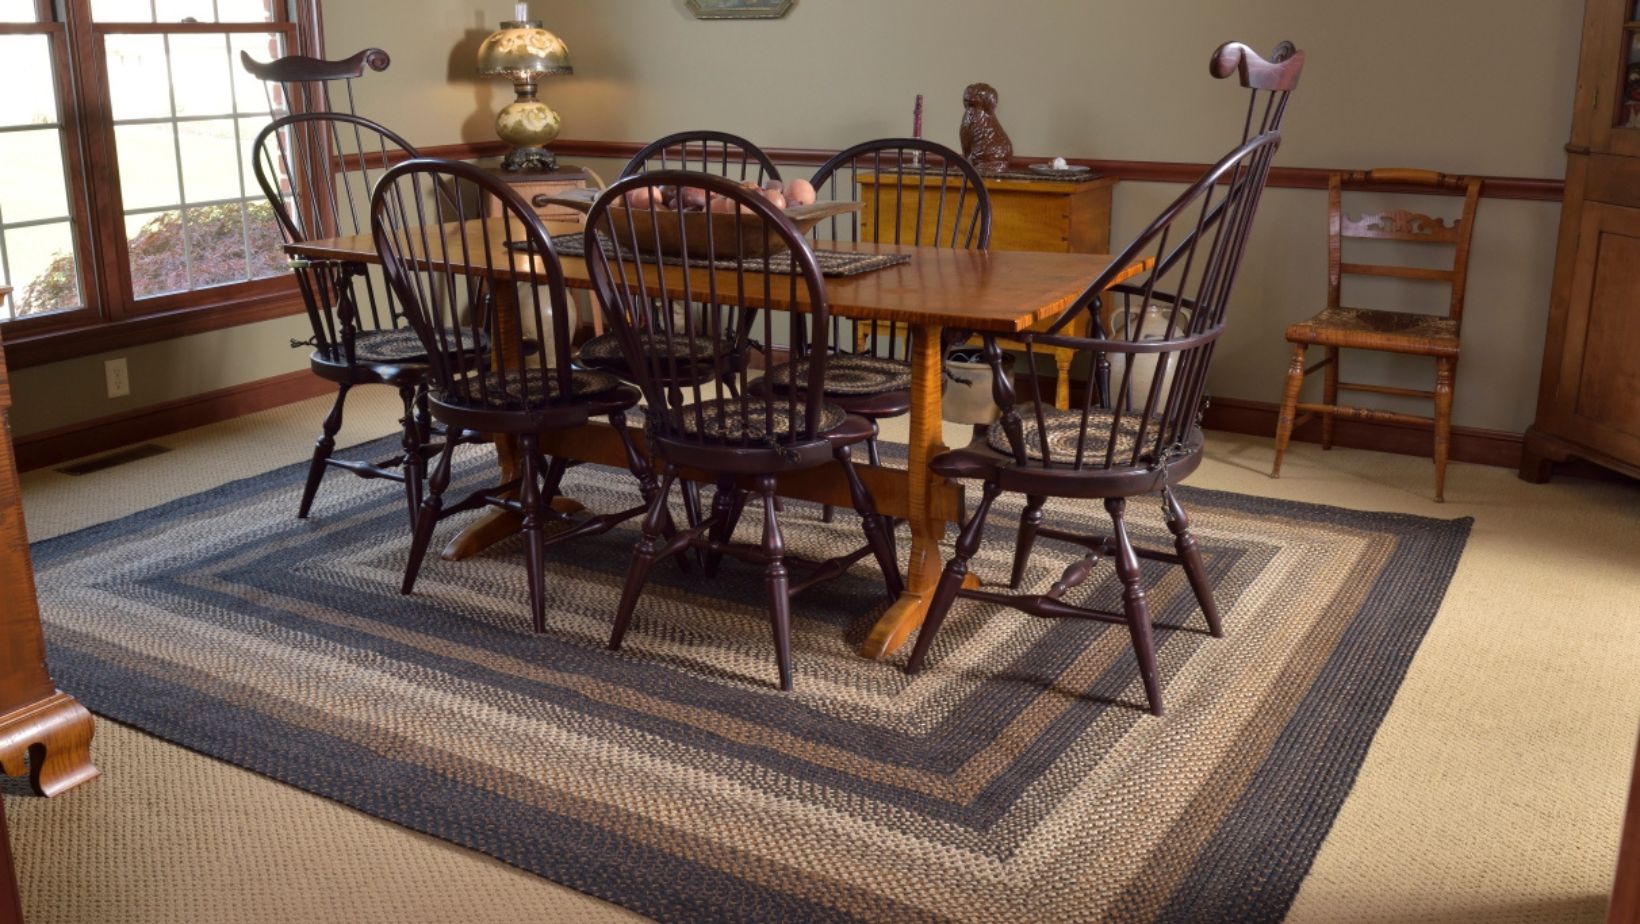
29, 437, 1470, 923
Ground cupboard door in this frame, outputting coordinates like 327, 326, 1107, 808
1547, 201, 1640, 461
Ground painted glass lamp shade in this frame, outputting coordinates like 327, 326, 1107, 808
476, 16, 573, 172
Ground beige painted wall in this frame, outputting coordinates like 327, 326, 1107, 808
11, 0, 1579, 441
325, 0, 1579, 434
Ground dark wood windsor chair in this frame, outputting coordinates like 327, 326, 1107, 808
763, 138, 992, 459
245, 61, 452, 525
371, 159, 659, 634
1270, 169, 1482, 502
904, 42, 1303, 717
584, 172, 903, 691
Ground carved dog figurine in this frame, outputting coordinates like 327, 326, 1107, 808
959, 82, 1012, 172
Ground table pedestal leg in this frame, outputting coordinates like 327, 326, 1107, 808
861, 323, 953, 660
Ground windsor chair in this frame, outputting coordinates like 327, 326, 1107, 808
904, 41, 1303, 716
1270, 169, 1481, 502
371, 159, 659, 633
584, 171, 902, 691
243, 49, 444, 525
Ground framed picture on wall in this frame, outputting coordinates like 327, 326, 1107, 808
686, 0, 795, 19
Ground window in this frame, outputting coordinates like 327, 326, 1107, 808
0, 0, 319, 360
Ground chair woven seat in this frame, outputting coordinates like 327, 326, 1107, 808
987, 407, 1159, 464
579, 331, 728, 364
650, 397, 846, 444
1286, 306, 1458, 353
764, 353, 912, 396
435, 367, 622, 410
333, 327, 485, 365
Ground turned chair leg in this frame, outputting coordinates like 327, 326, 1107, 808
1163, 488, 1221, 637
299, 382, 350, 518
609, 468, 678, 651
402, 435, 457, 595
835, 444, 902, 599
1107, 497, 1163, 716
1271, 342, 1307, 479
1433, 357, 1455, 503
609, 411, 690, 574
519, 434, 550, 634
397, 384, 424, 533
1011, 495, 1047, 589
757, 475, 794, 691
906, 479, 1001, 675
1322, 347, 1339, 450
703, 476, 741, 579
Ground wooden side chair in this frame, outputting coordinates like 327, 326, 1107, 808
584, 172, 903, 691
1271, 169, 1482, 501
371, 159, 658, 633
765, 138, 991, 465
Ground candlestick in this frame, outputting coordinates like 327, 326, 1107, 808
515, 2, 528, 20
913, 94, 923, 140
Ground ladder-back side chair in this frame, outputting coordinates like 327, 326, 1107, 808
1271, 169, 1482, 501
372, 159, 657, 634
583, 171, 902, 691
904, 40, 1304, 718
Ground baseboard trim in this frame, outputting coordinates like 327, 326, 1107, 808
1201, 395, 1523, 468
14, 369, 332, 472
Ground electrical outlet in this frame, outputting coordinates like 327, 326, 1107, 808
104, 357, 130, 398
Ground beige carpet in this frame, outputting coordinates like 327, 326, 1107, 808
6, 389, 1638, 923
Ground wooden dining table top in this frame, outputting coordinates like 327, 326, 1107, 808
288, 219, 1137, 334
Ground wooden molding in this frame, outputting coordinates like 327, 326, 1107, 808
1, 290, 307, 371
13, 368, 332, 472
519, 139, 1566, 203
1201, 395, 1522, 468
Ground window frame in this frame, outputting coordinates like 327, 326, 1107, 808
0, 0, 324, 369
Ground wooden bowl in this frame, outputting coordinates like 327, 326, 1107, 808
543, 189, 861, 261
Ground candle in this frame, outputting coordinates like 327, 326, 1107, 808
913, 94, 923, 140
515, 2, 528, 20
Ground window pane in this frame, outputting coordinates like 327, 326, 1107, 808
170, 33, 235, 117
238, 114, 274, 195
0, 130, 70, 223
229, 32, 284, 114
178, 118, 242, 202
186, 202, 249, 287
3, 222, 80, 318
90, 0, 154, 21
126, 209, 187, 297
0, 35, 59, 127
0, 0, 37, 23
245, 198, 284, 278
115, 123, 181, 210
105, 34, 173, 120
215, 0, 276, 22
154, 0, 212, 21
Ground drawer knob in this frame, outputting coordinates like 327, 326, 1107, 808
532, 194, 553, 208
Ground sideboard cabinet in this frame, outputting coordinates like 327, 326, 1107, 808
0, 322, 97, 798
1521, 0, 1640, 482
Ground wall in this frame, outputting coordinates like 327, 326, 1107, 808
325, 0, 1580, 435
14, 0, 1574, 443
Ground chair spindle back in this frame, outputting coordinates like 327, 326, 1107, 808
371, 159, 577, 415
584, 172, 833, 454
1328, 169, 1482, 329
619, 130, 782, 186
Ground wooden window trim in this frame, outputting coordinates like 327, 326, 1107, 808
0, 0, 323, 370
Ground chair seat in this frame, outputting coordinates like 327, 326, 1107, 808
987, 407, 1158, 464
763, 353, 912, 396
649, 397, 847, 444
434, 367, 623, 410
579, 331, 730, 365
318, 327, 484, 365
1285, 307, 1459, 356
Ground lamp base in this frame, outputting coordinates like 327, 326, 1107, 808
502, 146, 560, 173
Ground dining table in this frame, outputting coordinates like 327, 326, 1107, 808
288, 217, 1141, 660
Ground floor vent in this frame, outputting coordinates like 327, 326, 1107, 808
55, 443, 172, 476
